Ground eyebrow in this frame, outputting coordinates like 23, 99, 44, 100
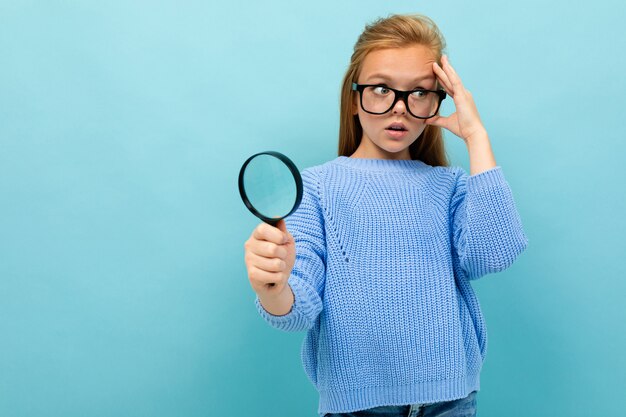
365, 73, 435, 83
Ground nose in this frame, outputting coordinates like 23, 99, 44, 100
392, 96, 407, 115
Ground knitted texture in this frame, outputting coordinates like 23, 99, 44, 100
254, 156, 529, 416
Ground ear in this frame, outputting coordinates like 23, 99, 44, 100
352, 94, 358, 115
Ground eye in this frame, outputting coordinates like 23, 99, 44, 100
410, 89, 428, 98
372, 85, 391, 95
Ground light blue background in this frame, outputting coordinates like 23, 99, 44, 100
1, 1, 625, 416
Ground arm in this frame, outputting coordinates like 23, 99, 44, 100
450, 161, 529, 280
467, 130, 497, 176
254, 168, 327, 331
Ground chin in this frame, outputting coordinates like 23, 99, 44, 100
378, 143, 410, 154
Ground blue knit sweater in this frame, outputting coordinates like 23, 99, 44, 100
254, 156, 529, 416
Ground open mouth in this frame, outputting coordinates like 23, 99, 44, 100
385, 128, 409, 139
385, 122, 408, 138
385, 122, 408, 132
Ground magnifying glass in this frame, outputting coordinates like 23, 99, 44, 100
238, 151, 303, 227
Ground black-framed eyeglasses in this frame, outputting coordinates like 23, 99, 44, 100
352, 82, 447, 119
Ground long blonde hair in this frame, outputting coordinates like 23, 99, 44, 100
338, 13, 450, 167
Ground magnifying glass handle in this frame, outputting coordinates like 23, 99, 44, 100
264, 218, 280, 227
265, 218, 282, 288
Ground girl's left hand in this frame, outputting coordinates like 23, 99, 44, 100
424, 55, 487, 144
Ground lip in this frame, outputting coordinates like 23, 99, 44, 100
385, 128, 409, 139
386, 121, 408, 130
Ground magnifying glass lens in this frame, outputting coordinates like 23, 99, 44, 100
243, 154, 297, 220
238, 151, 303, 227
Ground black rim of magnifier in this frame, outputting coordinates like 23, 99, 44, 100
238, 151, 303, 226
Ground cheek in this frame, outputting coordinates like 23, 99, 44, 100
357, 111, 378, 130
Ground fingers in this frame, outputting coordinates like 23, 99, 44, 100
248, 239, 287, 259
425, 114, 449, 131
248, 265, 283, 287
253, 221, 289, 245
425, 114, 441, 126
441, 55, 461, 84
440, 55, 464, 94
433, 61, 453, 97
425, 112, 461, 138
247, 251, 287, 273
434, 55, 468, 98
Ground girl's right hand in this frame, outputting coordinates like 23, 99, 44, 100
243, 219, 295, 298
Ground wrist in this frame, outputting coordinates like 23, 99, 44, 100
465, 128, 489, 146
258, 283, 294, 316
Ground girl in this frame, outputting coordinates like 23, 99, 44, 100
244, 13, 528, 417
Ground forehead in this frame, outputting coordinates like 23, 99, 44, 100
360, 45, 436, 82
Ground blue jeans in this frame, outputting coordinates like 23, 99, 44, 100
323, 390, 477, 417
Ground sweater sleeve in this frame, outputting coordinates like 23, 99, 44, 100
254, 168, 326, 331
450, 166, 529, 280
